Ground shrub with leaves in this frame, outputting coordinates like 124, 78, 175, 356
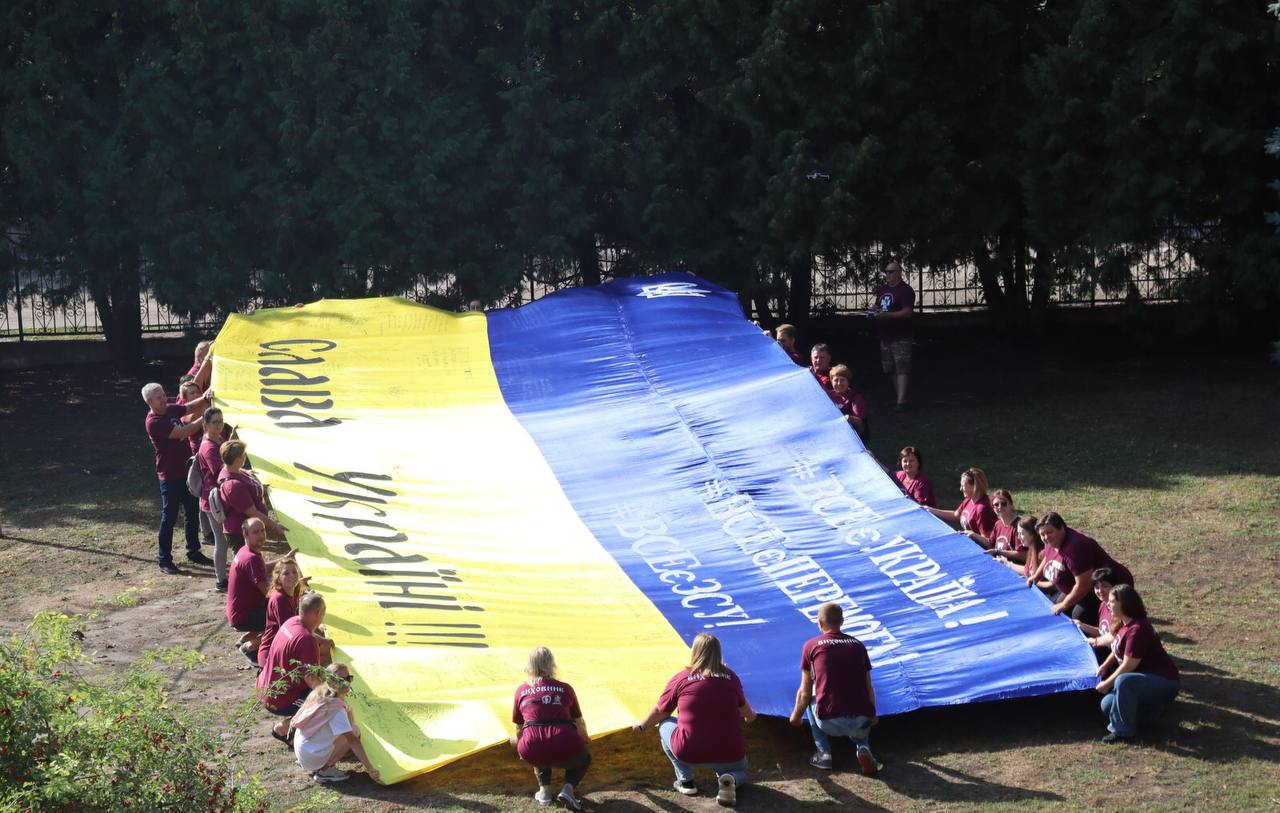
0, 612, 269, 812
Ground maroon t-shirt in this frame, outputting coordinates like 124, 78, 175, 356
226, 545, 268, 627
657, 668, 747, 764
811, 368, 832, 390
512, 678, 587, 765
1114, 618, 1179, 683
989, 518, 1022, 552
256, 616, 320, 710
874, 281, 915, 341
145, 404, 192, 482
1046, 528, 1134, 596
257, 591, 299, 668
894, 471, 936, 508
801, 632, 874, 720
787, 350, 807, 367
958, 496, 997, 537
1097, 600, 1114, 639
196, 435, 225, 512
219, 470, 266, 535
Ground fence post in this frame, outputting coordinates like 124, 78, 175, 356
13, 268, 23, 342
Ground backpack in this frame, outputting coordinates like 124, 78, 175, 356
186, 455, 203, 498
208, 474, 228, 525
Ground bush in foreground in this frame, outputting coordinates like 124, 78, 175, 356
0, 612, 268, 813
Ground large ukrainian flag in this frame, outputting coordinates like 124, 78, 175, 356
212, 274, 1097, 784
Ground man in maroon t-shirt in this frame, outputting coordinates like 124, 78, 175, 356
774, 324, 808, 367
227, 518, 294, 660
789, 603, 882, 775
873, 261, 915, 412
142, 381, 215, 575
257, 591, 325, 740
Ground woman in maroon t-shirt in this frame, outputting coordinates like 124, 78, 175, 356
511, 647, 590, 812
1010, 516, 1052, 586
893, 446, 936, 508
1073, 567, 1118, 658
198, 407, 229, 592
927, 467, 997, 539
258, 559, 305, 669
633, 633, 756, 807
218, 440, 287, 549
1096, 585, 1179, 742
978, 489, 1027, 564
1029, 512, 1133, 624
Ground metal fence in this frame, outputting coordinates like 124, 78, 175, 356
1, 243, 1195, 340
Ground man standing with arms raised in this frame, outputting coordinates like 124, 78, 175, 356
789, 602, 882, 775
874, 260, 915, 412
142, 381, 215, 575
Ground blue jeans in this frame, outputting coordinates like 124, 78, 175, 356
1100, 672, 1179, 737
806, 705, 872, 753
657, 718, 748, 786
158, 479, 201, 564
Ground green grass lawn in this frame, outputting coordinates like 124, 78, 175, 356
1, 339, 1277, 812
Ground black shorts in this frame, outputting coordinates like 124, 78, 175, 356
231, 604, 267, 633
265, 688, 310, 717
227, 532, 245, 551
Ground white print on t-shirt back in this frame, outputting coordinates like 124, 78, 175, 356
521, 684, 566, 699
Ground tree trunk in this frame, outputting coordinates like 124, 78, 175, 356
92, 259, 143, 370
576, 232, 601, 287
786, 250, 812, 324
1028, 248, 1055, 332
972, 240, 1008, 324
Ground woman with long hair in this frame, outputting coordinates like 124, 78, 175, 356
927, 467, 997, 539
1095, 585, 1179, 743
633, 633, 756, 808
511, 647, 590, 811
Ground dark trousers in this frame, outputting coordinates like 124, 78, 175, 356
1054, 590, 1100, 626
158, 479, 201, 564
532, 747, 591, 787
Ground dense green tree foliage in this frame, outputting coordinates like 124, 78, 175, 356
1, 1, 1277, 361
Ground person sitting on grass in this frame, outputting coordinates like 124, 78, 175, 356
1008, 516, 1051, 585
511, 647, 590, 811
893, 446, 936, 508
976, 489, 1025, 565
810, 343, 834, 390
258, 591, 327, 743
927, 467, 997, 540
827, 364, 869, 443
227, 517, 295, 662
257, 558, 333, 669
1029, 511, 1133, 624
633, 632, 756, 808
142, 381, 215, 576
197, 407, 229, 592
1095, 584, 1179, 744
788, 602, 882, 776
774, 324, 808, 366
218, 440, 287, 551
1074, 567, 1119, 657
291, 662, 380, 784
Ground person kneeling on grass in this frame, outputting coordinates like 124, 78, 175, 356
789, 602, 882, 775
291, 662, 380, 783
511, 647, 590, 811
226, 517, 295, 662
1095, 584, 1180, 744
258, 591, 327, 743
633, 633, 756, 808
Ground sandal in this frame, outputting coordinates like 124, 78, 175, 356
270, 728, 294, 747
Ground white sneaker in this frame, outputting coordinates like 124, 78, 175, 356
534, 788, 555, 806
556, 784, 583, 811
672, 779, 698, 796
716, 773, 737, 807
313, 766, 349, 783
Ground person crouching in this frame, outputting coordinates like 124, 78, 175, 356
511, 647, 590, 811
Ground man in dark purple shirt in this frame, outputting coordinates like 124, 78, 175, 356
142, 381, 214, 574
873, 261, 915, 412
788, 603, 882, 775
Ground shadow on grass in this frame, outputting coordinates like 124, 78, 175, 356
5, 534, 157, 565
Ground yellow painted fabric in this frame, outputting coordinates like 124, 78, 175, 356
212, 297, 689, 784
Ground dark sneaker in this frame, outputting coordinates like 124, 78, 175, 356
1101, 732, 1131, 744
214, 580, 228, 593
187, 551, 214, 566
672, 779, 697, 796
716, 774, 737, 807
857, 746, 883, 776
810, 751, 833, 770
159, 561, 182, 575
312, 766, 349, 783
